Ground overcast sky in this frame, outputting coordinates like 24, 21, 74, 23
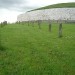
0, 0, 75, 23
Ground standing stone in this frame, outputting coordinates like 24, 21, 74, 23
49, 23, 51, 32
19, 21, 20, 24
3, 21, 7, 25
48, 20, 52, 32
32, 21, 34, 27
38, 20, 41, 29
59, 23, 62, 37
28, 21, 29, 26
1, 21, 7, 27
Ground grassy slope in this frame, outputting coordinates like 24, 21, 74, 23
29, 2, 75, 11
0, 22, 75, 75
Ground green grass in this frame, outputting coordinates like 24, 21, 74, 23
29, 2, 75, 11
0, 22, 75, 75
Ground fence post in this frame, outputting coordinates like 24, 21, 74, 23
59, 23, 62, 37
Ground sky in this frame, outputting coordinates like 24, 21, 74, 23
0, 0, 75, 23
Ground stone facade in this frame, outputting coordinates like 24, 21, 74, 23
17, 8, 75, 22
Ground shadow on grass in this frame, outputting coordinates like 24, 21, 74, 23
0, 45, 7, 51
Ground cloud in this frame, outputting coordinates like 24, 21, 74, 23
0, 0, 29, 11
0, 0, 24, 8
0, 0, 75, 12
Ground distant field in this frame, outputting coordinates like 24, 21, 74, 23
0, 22, 75, 75
30, 2, 75, 11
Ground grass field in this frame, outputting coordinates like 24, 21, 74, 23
0, 22, 75, 75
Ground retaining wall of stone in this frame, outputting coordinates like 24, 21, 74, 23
17, 8, 75, 22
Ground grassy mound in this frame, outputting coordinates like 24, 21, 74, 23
29, 2, 75, 11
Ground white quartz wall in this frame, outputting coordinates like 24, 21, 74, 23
17, 8, 75, 22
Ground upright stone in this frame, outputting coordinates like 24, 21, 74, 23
38, 20, 41, 29
59, 23, 62, 37
28, 21, 29, 26
32, 21, 34, 27
49, 23, 51, 32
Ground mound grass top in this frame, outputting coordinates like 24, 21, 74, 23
29, 2, 75, 12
